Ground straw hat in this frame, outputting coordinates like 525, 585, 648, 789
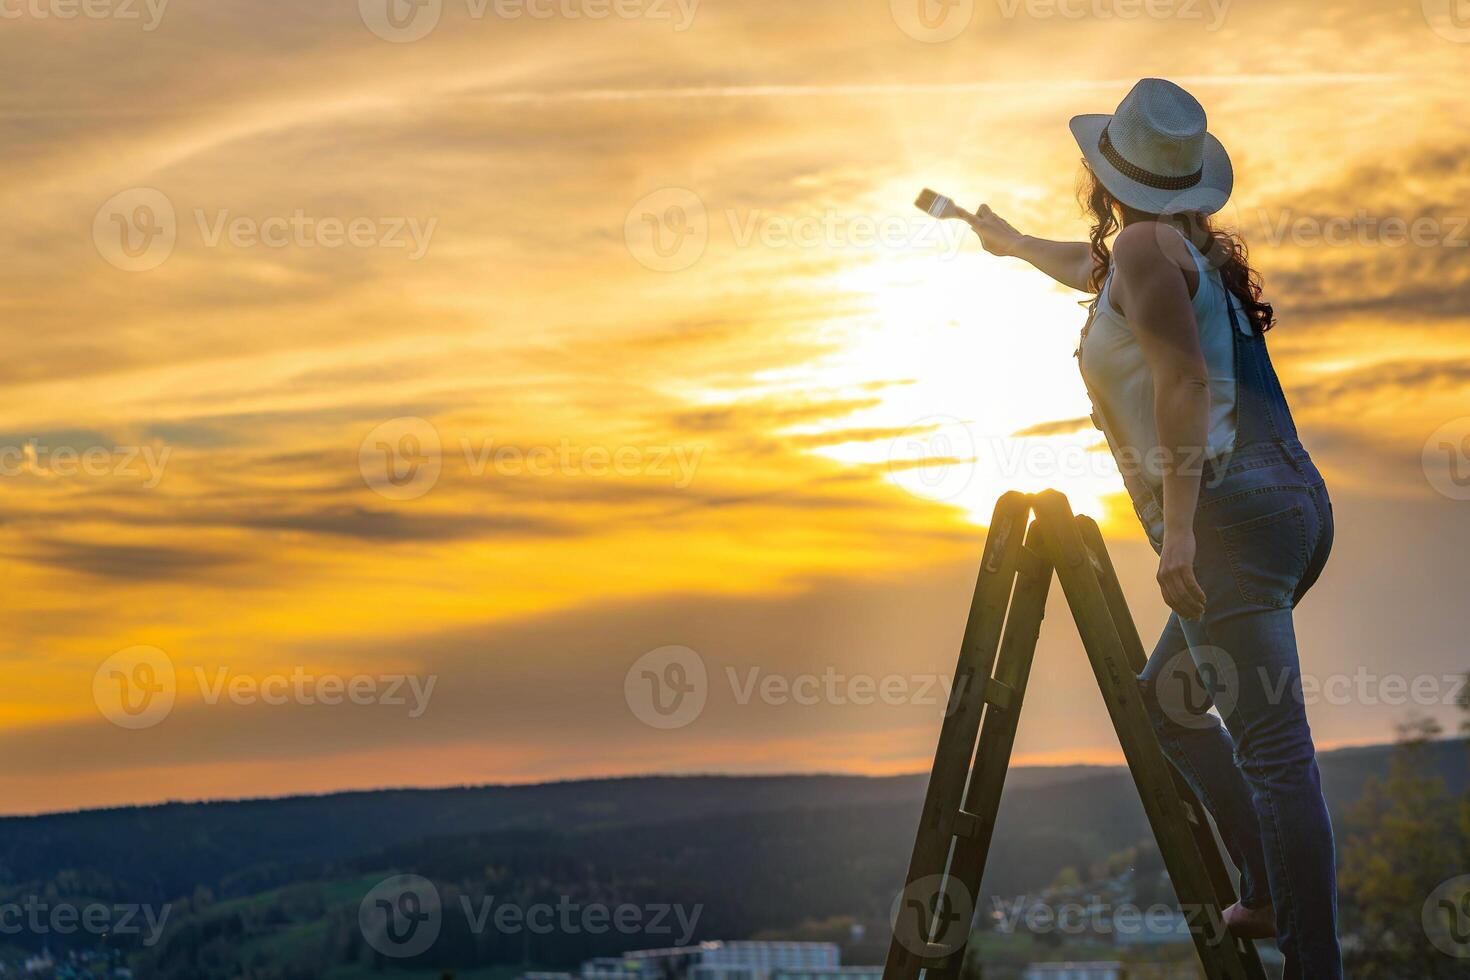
1070, 78, 1233, 215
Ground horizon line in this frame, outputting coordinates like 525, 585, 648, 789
1, 733, 1428, 820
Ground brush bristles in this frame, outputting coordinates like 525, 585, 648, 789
914, 188, 954, 219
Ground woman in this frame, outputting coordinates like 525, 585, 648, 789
967, 78, 1340, 979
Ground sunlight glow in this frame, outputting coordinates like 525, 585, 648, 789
769, 240, 1118, 522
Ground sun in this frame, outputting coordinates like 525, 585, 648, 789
781, 237, 1124, 524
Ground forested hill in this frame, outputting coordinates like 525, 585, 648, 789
0, 741, 1464, 979
4, 746, 1466, 907
0, 766, 1108, 906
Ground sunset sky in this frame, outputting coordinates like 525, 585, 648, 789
2, 0, 1469, 814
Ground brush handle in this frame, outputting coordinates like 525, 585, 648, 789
953, 207, 981, 229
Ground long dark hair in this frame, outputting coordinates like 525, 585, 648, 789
1079, 164, 1275, 334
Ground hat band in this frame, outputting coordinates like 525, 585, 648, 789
1098, 124, 1203, 191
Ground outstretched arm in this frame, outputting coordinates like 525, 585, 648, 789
969, 204, 1097, 292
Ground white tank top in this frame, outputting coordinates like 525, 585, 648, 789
1078, 231, 1249, 494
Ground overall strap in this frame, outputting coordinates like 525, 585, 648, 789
1225, 292, 1300, 450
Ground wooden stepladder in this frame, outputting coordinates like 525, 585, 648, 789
882, 490, 1266, 980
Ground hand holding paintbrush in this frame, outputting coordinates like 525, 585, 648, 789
914, 188, 1095, 291
914, 188, 1026, 258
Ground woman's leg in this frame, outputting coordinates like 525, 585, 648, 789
1179, 606, 1340, 979
1138, 613, 1271, 910
1188, 485, 1342, 980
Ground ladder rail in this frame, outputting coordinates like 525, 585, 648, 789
1075, 515, 1268, 979
923, 521, 1055, 980
882, 492, 1032, 979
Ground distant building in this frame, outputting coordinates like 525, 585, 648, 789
771, 968, 882, 980
582, 956, 660, 980
1022, 964, 1126, 980
581, 941, 857, 980
690, 941, 840, 980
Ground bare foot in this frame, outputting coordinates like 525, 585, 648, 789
1223, 901, 1276, 939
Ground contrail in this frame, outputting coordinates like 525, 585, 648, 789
466, 73, 1402, 106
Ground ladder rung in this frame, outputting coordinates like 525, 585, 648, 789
952, 808, 987, 840
983, 677, 1017, 710
1016, 544, 1048, 580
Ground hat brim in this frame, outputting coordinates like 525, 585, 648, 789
1069, 113, 1233, 215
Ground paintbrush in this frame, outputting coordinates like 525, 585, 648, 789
914, 188, 981, 231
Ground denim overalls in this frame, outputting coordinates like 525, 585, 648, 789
1082, 292, 1342, 980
